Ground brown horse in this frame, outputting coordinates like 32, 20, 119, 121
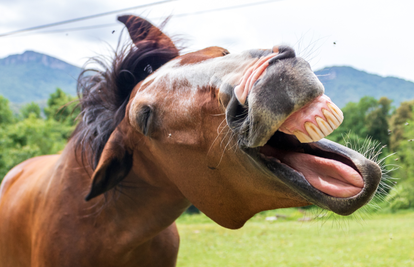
0, 15, 381, 266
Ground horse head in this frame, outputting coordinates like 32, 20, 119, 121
83, 15, 381, 229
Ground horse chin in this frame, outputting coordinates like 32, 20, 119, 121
242, 131, 382, 216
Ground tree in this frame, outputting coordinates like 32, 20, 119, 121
0, 95, 14, 125
327, 96, 391, 147
365, 97, 392, 146
385, 116, 414, 210
20, 102, 41, 119
0, 90, 80, 181
44, 88, 80, 125
0, 114, 72, 179
388, 100, 414, 151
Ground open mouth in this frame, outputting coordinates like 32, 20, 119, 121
249, 94, 364, 199
241, 129, 380, 216
225, 51, 381, 214
231, 92, 381, 214
234, 92, 365, 198
236, 99, 381, 215
255, 131, 364, 198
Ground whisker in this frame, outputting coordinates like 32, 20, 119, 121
207, 118, 229, 156
215, 131, 236, 168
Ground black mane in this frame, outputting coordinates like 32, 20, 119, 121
72, 38, 178, 169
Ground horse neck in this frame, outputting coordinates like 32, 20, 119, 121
57, 139, 191, 244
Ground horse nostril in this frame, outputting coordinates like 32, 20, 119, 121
226, 94, 249, 131
269, 46, 296, 64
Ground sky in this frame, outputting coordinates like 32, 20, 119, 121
1, 0, 414, 82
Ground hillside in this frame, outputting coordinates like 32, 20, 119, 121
0, 51, 414, 107
0, 51, 82, 103
315, 66, 414, 107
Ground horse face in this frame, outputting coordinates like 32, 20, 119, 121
87, 16, 381, 229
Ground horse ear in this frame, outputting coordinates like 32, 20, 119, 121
85, 129, 133, 201
117, 15, 179, 54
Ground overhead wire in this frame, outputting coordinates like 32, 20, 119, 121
173, 0, 282, 18
0, 0, 176, 37
1, 0, 282, 37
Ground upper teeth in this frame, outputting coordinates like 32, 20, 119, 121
293, 106, 343, 143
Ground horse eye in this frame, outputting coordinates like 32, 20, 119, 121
137, 105, 154, 136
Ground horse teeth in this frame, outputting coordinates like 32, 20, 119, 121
280, 99, 344, 144
293, 130, 313, 143
322, 109, 341, 129
327, 103, 344, 123
305, 121, 325, 142
316, 117, 333, 136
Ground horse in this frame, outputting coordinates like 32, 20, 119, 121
0, 15, 381, 266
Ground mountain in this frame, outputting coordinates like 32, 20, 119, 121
315, 66, 414, 107
1, 51, 414, 107
0, 51, 82, 103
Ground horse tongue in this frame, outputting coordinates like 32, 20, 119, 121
280, 151, 364, 198
278, 95, 344, 143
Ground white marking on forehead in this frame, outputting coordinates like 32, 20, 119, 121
141, 50, 259, 91
130, 50, 261, 122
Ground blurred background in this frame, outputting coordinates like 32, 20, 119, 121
1, 0, 414, 266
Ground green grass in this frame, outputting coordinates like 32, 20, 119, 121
176, 210, 414, 267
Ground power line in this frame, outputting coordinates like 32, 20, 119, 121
173, 0, 282, 18
0, 0, 176, 38
29, 24, 119, 35
7, 0, 283, 37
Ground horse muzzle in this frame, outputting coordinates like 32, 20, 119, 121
225, 51, 382, 215
228, 54, 337, 147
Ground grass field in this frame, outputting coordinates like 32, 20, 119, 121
176, 209, 414, 267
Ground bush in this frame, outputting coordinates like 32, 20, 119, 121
0, 88, 79, 181
386, 183, 414, 210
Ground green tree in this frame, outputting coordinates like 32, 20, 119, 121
327, 96, 391, 146
389, 116, 414, 180
385, 116, 414, 210
365, 97, 392, 146
388, 100, 414, 151
0, 95, 14, 125
44, 88, 79, 125
0, 90, 80, 181
0, 114, 71, 179
20, 102, 41, 119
